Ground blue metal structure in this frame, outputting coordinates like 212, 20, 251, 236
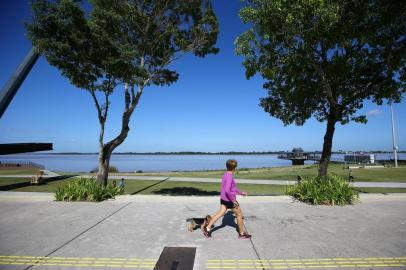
0, 47, 53, 154
0, 47, 40, 118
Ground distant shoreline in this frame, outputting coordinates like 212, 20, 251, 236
22, 151, 406, 155
2, 152, 404, 173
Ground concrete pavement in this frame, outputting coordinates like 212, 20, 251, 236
0, 170, 60, 178
0, 192, 405, 269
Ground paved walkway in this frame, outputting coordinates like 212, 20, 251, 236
0, 193, 405, 270
0, 170, 60, 178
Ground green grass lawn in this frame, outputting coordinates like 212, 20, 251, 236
126, 181, 288, 196
128, 164, 406, 182
2, 177, 285, 195
2, 164, 405, 182
341, 167, 406, 182
0, 176, 76, 192
0, 169, 40, 175
1, 176, 405, 195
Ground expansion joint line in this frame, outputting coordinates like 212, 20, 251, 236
244, 223, 265, 270
24, 202, 133, 270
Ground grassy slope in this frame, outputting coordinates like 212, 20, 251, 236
123, 164, 406, 182
1, 177, 286, 195
1, 176, 405, 195
1, 164, 405, 195
0, 169, 40, 175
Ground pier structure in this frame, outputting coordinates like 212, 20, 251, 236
278, 148, 343, 165
278, 148, 387, 166
278, 148, 315, 165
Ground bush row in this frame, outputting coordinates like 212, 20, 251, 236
55, 178, 122, 202
89, 166, 119, 173
55, 175, 358, 205
286, 175, 359, 205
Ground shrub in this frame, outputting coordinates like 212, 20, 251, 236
286, 175, 359, 206
89, 166, 119, 173
55, 178, 122, 202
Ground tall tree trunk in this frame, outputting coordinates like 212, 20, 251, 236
96, 109, 110, 186
95, 83, 145, 186
96, 146, 111, 186
96, 122, 131, 186
318, 116, 337, 178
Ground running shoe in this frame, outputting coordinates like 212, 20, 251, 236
238, 233, 252, 239
203, 226, 212, 238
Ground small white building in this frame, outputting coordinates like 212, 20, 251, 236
344, 154, 375, 164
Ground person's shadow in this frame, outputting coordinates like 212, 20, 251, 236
211, 211, 238, 234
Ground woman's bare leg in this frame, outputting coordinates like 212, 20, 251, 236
232, 206, 245, 235
206, 205, 227, 231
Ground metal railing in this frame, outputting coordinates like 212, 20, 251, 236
0, 160, 45, 169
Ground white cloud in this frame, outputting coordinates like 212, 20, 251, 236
366, 109, 383, 116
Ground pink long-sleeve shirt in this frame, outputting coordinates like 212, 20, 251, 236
220, 172, 242, 202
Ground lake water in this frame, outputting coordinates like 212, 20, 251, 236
1, 153, 404, 173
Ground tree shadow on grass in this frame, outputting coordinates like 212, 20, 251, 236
152, 187, 220, 196
130, 178, 169, 195
0, 175, 78, 191
46, 175, 79, 183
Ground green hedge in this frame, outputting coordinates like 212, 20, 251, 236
286, 175, 359, 205
89, 166, 119, 173
55, 178, 122, 202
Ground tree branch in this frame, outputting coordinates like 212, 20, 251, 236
310, 61, 338, 108
89, 88, 104, 123
103, 91, 110, 120
124, 83, 130, 110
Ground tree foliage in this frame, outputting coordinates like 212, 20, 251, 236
27, 0, 219, 91
26, 0, 219, 185
236, 0, 406, 176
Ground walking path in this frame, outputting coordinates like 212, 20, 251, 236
0, 193, 405, 270
1, 171, 406, 188
0, 170, 60, 178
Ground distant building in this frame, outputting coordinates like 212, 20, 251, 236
279, 148, 308, 165
344, 154, 375, 164
291, 147, 304, 157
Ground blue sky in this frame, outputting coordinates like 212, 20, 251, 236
0, 1, 405, 153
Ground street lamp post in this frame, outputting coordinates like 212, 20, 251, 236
390, 104, 398, 167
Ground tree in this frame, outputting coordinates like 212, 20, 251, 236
26, 0, 219, 185
236, 0, 406, 177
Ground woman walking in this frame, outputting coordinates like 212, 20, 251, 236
203, 159, 251, 239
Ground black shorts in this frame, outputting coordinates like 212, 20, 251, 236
221, 199, 238, 209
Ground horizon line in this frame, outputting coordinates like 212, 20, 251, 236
19, 150, 406, 155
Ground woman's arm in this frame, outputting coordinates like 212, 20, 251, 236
224, 174, 234, 201
234, 183, 247, 196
